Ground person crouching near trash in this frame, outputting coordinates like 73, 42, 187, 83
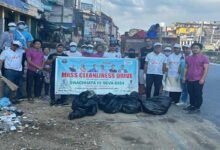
0, 41, 23, 104
163, 44, 182, 104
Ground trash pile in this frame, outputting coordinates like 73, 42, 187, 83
68, 91, 172, 120
0, 97, 24, 134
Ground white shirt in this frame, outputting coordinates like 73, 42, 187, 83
145, 52, 166, 75
167, 53, 182, 77
65, 51, 82, 57
103, 52, 121, 58
0, 48, 24, 71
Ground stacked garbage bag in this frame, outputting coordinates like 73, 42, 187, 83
68, 91, 172, 120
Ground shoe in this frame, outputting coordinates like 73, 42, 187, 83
176, 102, 185, 106
183, 105, 194, 111
187, 108, 200, 114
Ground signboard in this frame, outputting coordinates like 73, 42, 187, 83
55, 57, 138, 95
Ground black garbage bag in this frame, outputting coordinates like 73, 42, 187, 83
142, 96, 172, 115
121, 93, 142, 114
69, 91, 98, 120
98, 93, 115, 110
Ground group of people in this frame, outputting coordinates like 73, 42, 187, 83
0, 21, 209, 113
140, 38, 209, 113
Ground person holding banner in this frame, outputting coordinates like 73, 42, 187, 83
47, 44, 68, 106
145, 42, 167, 98
103, 43, 121, 58
66, 42, 82, 57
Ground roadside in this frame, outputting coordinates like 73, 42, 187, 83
1, 99, 220, 150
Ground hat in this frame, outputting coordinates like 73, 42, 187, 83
182, 45, 191, 48
154, 42, 162, 47
81, 44, 87, 48
56, 43, 64, 47
17, 21, 25, 25
164, 47, 172, 51
12, 41, 22, 47
173, 43, 181, 48
87, 44, 94, 48
69, 42, 77, 47
8, 22, 16, 27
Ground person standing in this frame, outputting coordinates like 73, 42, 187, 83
0, 41, 23, 104
145, 42, 167, 98
43, 47, 51, 98
14, 21, 33, 50
66, 42, 82, 57
47, 44, 68, 106
176, 45, 192, 106
163, 44, 182, 104
0, 22, 16, 51
26, 40, 45, 102
183, 43, 209, 113
139, 38, 153, 95
103, 43, 121, 58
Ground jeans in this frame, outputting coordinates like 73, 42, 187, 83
187, 80, 204, 109
50, 74, 67, 103
180, 82, 188, 103
26, 70, 44, 98
146, 74, 163, 98
4, 69, 23, 100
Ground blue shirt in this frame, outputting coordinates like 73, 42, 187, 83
14, 30, 33, 48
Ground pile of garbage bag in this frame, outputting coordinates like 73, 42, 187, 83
69, 91, 172, 120
0, 97, 23, 134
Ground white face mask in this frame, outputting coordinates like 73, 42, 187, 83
9, 27, 16, 32
18, 24, 25, 30
70, 47, 77, 52
164, 52, 171, 57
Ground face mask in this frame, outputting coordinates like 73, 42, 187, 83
128, 54, 136, 58
9, 27, 16, 32
164, 52, 171, 57
18, 24, 25, 30
24, 28, 28, 32
87, 49, 93, 54
70, 47, 77, 52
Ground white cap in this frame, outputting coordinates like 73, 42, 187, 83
8, 22, 16, 27
69, 42, 77, 47
87, 44, 94, 48
182, 45, 191, 48
12, 41, 22, 47
154, 42, 162, 47
17, 21, 25, 25
164, 47, 172, 51
173, 43, 181, 48
81, 44, 87, 48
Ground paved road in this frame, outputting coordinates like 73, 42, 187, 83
202, 64, 220, 130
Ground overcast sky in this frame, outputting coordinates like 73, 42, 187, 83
82, 0, 220, 33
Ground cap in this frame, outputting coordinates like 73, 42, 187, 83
154, 42, 162, 47
87, 44, 94, 48
69, 42, 77, 47
182, 45, 191, 48
56, 43, 64, 47
164, 47, 172, 51
173, 43, 181, 48
8, 22, 16, 27
17, 21, 25, 25
12, 41, 22, 47
81, 44, 87, 48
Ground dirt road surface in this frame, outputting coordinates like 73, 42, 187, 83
0, 99, 220, 150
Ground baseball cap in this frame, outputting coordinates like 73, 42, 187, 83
164, 47, 172, 51
8, 22, 16, 27
154, 42, 162, 47
173, 43, 181, 48
87, 44, 94, 48
17, 21, 25, 25
182, 45, 191, 48
69, 42, 77, 47
12, 41, 22, 47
